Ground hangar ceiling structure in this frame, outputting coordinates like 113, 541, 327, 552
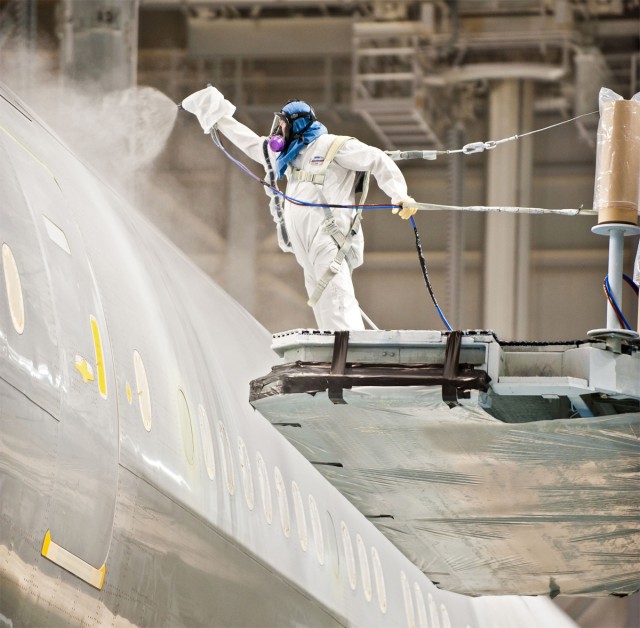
0, 0, 639, 340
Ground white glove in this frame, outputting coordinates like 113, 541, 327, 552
392, 196, 419, 220
181, 85, 236, 134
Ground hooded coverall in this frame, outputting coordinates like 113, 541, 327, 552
183, 88, 411, 330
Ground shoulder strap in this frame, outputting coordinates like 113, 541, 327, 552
291, 135, 372, 307
320, 136, 352, 173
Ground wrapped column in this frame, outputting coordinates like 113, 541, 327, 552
593, 89, 640, 225
588, 89, 640, 346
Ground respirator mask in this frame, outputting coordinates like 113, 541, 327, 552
268, 113, 288, 152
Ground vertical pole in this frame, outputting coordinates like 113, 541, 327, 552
636, 241, 640, 333
483, 81, 516, 338
447, 125, 464, 326
606, 229, 625, 330
515, 80, 533, 339
483, 79, 533, 339
588, 95, 640, 348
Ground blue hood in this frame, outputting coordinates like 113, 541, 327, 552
275, 101, 327, 179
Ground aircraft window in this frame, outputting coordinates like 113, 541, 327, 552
440, 604, 452, 628
291, 481, 308, 552
325, 511, 340, 578
274, 466, 291, 538
42, 216, 70, 255
340, 521, 357, 591
218, 421, 235, 495
238, 437, 254, 510
414, 583, 428, 628
133, 350, 152, 431
2, 243, 24, 334
401, 571, 416, 628
428, 594, 441, 628
197, 404, 216, 481
371, 546, 387, 613
356, 534, 372, 602
177, 390, 195, 465
308, 495, 324, 565
256, 452, 273, 524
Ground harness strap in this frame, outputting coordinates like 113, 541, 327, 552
293, 170, 326, 184
308, 197, 367, 308
291, 135, 352, 184
292, 136, 371, 308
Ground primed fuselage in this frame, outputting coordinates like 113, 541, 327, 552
0, 83, 574, 627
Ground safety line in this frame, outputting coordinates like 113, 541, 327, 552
412, 201, 596, 216
387, 110, 599, 160
209, 121, 601, 333
211, 128, 593, 216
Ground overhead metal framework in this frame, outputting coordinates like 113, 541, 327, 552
131, 0, 640, 150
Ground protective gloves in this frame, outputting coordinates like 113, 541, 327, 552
392, 196, 419, 220
181, 85, 236, 134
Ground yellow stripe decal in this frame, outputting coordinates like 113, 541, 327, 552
41, 529, 106, 590
42, 529, 51, 555
90, 315, 107, 399
0, 124, 55, 178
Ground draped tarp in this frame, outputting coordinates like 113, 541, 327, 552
252, 381, 640, 597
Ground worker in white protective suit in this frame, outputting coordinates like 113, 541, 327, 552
181, 85, 418, 330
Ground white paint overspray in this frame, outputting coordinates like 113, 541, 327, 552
0, 46, 232, 293
0, 45, 177, 190
75, 85, 178, 179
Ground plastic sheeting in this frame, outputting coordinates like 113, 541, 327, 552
252, 383, 640, 597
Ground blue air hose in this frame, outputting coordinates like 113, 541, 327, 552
210, 127, 454, 330
410, 216, 453, 331
603, 274, 639, 330
210, 127, 399, 211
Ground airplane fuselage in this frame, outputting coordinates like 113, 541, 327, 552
0, 83, 574, 627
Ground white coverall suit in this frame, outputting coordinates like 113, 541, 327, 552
182, 87, 411, 330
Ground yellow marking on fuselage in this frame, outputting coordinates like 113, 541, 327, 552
75, 356, 95, 383
41, 529, 51, 555
90, 315, 107, 399
0, 124, 55, 179
98, 564, 106, 589
125, 382, 132, 404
